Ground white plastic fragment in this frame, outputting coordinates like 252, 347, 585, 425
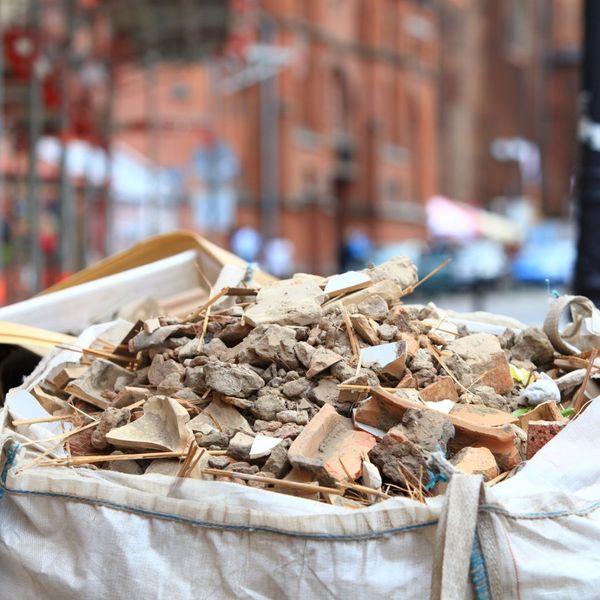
362, 461, 382, 490
520, 373, 561, 406
6, 388, 73, 449
324, 271, 371, 296
425, 400, 455, 414
360, 341, 406, 377
249, 435, 283, 459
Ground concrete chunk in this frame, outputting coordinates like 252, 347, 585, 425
356, 294, 389, 321
66, 360, 134, 410
447, 333, 513, 394
390, 407, 455, 453
228, 431, 255, 460
306, 347, 343, 378
245, 280, 325, 327
204, 362, 265, 397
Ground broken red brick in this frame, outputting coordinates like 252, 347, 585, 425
479, 352, 514, 394
450, 404, 517, 427
526, 420, 566, 459
451, 446, 499, 481
288, 404, 376, 484
358, 388, 521, 471
419, 376, 458, 402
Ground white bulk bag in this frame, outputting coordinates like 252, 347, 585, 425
2, 324, 600, 599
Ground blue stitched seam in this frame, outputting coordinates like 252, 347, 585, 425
0, 482, 438, 541
480, 501, 600, 520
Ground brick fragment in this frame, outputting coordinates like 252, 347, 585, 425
419, 376, 458, 402
526, 420, 566, 459
451, 447, 499, 481
288, 404, 376, 484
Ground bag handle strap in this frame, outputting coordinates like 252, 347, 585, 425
430, 473, 483, 600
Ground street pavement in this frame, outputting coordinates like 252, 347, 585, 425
417, 285, 566, 327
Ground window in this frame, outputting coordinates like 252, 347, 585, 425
507, 0, 532, 56
300, 48, 321, 131
331, 69, 351, 133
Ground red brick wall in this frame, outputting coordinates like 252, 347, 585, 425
115, 0, 440, 274
439, 0, 582, 217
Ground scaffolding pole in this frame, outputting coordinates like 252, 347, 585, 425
26, 0, 43, 293
58, 0, 77, 276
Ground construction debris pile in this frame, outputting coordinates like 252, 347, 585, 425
11, 257, 588, 507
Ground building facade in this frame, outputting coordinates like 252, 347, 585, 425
116, 0, 441, 274
439, 0, 582, 217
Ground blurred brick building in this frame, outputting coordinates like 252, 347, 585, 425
117, 0, 440, 274
115, 0, 584, 274
439, 0, 582, 217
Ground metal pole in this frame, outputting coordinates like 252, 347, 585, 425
574, 1, 600, 303
58, 0, 76, 275
27, 0, 43, 293
144, 51, 161, 236
259, 15, 279, 240
0, 9, 5, 285
104, 60, 115, 257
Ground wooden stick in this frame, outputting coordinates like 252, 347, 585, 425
66, 400, 101, 423
39, 450, 190, 467
342, 306, 359, 361
56, 343, 132, 364
126, 398, 147, 411
201, 467, 389, 500
201, 467, 342, 495
181, 448, 205, 479
573, 348, 598, 415
197, 302, 212, 350
177, 441, 198, 477
341, 480, 390, 500
225, 287, 258, 296
189, 287, 228, 319
399, 258, 452, 299
337, 384, 399, 392
16, 420, 99, 474
12, 414, 76, 426
426, 342, 470, 394
20, 420, 97, 448
37, 448, 228, 468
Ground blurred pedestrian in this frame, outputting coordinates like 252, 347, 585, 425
340, 231, 372, 271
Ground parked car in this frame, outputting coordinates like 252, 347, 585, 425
512, 221, 575, 285
372, 238, 509, 295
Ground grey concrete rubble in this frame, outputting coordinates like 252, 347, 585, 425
24, 255, 582, 506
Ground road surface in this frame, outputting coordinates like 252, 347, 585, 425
414, 286, 565, 327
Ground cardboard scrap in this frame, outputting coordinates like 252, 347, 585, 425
188, 398, 253, 434
106, 396, 193, 452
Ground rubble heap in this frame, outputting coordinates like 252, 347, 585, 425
14, 257, 583, 506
